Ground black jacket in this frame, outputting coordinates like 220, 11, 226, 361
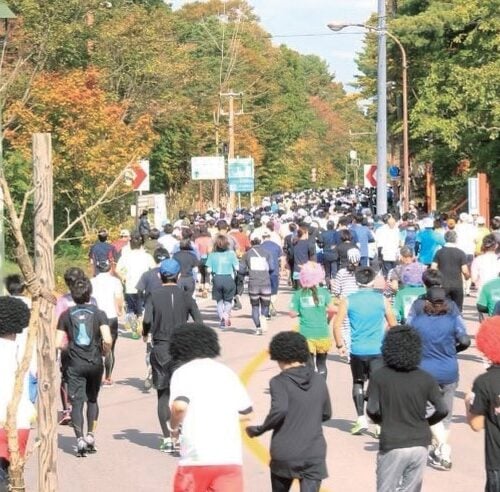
250, 365, 331, 479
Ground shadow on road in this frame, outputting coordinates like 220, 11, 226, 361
58, 434, 77, 457
323, 418, 354, 433
113, 428, 164, 451
115, 377, 150, 393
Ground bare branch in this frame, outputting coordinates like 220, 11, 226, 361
19, 186, 37, 226
53, 157, 138, 245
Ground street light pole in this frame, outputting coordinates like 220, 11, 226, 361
328, 16, 410, 214
376, 0, 387, 215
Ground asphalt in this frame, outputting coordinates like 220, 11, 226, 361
24, 281, 487, 492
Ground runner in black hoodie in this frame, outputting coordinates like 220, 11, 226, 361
246, 331, 331, 492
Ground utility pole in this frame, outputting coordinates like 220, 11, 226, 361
220, 90, 243, 212
213, 109, 220, 207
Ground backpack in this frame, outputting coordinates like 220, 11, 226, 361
68, 306, 102, 363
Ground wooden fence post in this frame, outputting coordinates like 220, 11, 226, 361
33, 133, 57, 491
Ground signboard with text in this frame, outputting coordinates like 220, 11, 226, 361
228, 157, 254, 192
191, 156, 225, 180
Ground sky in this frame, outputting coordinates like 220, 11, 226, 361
170, 0, 377, 92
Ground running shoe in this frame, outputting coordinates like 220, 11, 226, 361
76, 437, 88, 457
222, 313, 231, 328
259, 316, 268, 334
269, 304, 277, 317
428, 445, 452, 471
373, 425, 381, 439
85, 433, 97, 454
233, 297, 242, 310
255, 328, 263, 336
351, 418, 368, 435
159, 437, 175, 454
59, 410, 72, 426
144, 370, 153, 391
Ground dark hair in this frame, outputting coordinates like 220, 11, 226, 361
214, 234, 230, 252
98, 229, 108, 242
423, 287, 450, 315
153, 247, 169, 264
5, 274, 26, 296
198, 224, 210, 237
269, 331, 310, 364
169, 323, 220, 362
63, 267, 86, 289
250, 237, 261, 246
163, 223, 174, 235
70, 278, 92, 304
340, 229, 352, 242
217, 220, 228, 231
355, 266, 376, 285
149, 228, 160, 240
326, 220, 335, 230
422, 269, 442, 288
288, 222, 297, 233
0, 296, 30, 336
382, 325, 422, 371
181, 228, 193, 241
130, 233, 142, 250
481, 233, 497, 252
96, 259, 111, 273
444, 230, 457, 243
160, 272, 178, 284
230, 218, 240, 229
179, 239, 193, 251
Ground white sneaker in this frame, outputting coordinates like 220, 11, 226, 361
259, 316, 268, 334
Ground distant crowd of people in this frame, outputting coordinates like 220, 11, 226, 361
1, 187, 499, 492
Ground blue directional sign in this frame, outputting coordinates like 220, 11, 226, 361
228, 158, 254, 192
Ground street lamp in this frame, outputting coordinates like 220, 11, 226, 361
327, 21, 410, 214
0, 1, 16, 294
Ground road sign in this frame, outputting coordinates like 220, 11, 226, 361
468, 177, 479, 215
191, 156, 225, 180
364, 164, 377, 187
132, 159, 150, 192
228, 157, 254, 192
389, 165, 401, 180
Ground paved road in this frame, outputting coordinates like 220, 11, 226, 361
25, 282, 487, 491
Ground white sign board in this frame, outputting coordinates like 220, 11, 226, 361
191, 156, 225, 180
468, 177, 479, 215
132, 193, 168, 228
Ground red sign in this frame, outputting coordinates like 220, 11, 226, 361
131, 160, 150, 191
364, 164, 377, 188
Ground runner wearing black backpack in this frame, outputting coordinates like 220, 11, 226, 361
56, 277, 112, 457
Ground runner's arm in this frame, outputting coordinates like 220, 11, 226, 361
100, 324, 112, 354
465, 391, 485, 432
384, 298, 397, 328
332, 298, 347, 356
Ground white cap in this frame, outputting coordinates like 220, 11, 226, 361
459, 212, 469, 222
477, 216, 486, 224
422, 217, 434, 228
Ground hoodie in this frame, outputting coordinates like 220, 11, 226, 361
251, 365, 331, 479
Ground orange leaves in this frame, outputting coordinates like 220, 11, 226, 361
5, 67, 156, 206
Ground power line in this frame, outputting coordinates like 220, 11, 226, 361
266, 32, 367, 39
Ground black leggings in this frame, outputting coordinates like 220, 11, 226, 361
71, 400, 99, 438
314, 353, 328, 379
104, 318, 118, 379
271, 473, 321, 492
157, 387, 171, 438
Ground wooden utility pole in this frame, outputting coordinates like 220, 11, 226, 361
220, 90, 243, 213
33, 133, 57, 492
213, 109, 220, 207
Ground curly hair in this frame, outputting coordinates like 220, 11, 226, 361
476, 316, 500, 364
269, 331, 310, 364
169, 323, 220, 362
382, 325, 422, 372
0, 296, 30, 336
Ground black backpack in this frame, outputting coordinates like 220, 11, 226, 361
68, 305, 102, 364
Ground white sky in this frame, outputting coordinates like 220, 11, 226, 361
170, 0, 377, 91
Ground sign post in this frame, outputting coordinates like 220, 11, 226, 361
364, 164, 377, 188
228, 157, 254, 196
191, 156, 225, 181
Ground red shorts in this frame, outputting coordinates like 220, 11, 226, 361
0, 428, 30, 460
173, 465, 243, 492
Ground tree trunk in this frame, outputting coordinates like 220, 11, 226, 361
33, 133, 57, 492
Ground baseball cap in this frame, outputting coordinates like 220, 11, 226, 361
159, 258, 180, 276
422, 217, 434, 228
427, 286, 447, 303
347, 248, 361, 264
120, 229, 130, 237
477, 216, 486, 225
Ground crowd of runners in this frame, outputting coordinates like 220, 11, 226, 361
1, 187, 500, 492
